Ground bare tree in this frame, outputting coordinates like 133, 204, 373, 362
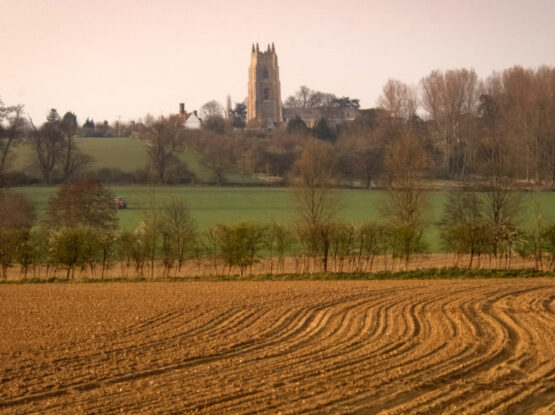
30, 109, 64, 184
0, 100, 26, 187
44, 179, 117, 230
0, 192, 35, 279
162, 198, 197, 272
142, 115, 186, 184
290, 139, 339, 226
199, 100, 225, 119
60, 111, 91, 182
290, 139, 340, 272
421, 69, 480, 178
200, 136, 236, 185
378, 79, 418, 121
381, 134, 429, 269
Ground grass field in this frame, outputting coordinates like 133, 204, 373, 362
8, 137, 261, 184
12, 185, 555, 252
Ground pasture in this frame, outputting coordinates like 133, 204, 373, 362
8, 137, 261, 184
12, 185, 555, 253
1, 280, 554, 413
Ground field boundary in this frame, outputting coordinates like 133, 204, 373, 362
1, 267, 554, 284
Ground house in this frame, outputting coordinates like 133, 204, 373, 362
178, 103, 202, 129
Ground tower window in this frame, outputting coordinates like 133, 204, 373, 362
263, 67, 269, 79
264, 88, 269, 99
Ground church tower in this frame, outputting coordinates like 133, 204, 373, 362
247, 43, 283, 128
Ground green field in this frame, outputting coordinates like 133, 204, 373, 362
12, 186, 555, 252
9, 137, 260, 184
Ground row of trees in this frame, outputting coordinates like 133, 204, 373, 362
2, 138, 555, 281
174, 65, 555, 188
1, 188, 554, 280
2, 65, 555, 186
194, 65, 555, 186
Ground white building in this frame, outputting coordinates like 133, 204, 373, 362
178, 103, 202, 129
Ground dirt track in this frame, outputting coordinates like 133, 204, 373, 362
1, 280, 554, 414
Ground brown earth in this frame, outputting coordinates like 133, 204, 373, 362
0, 280, 554, 414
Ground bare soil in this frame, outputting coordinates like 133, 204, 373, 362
1, 280, 554, 414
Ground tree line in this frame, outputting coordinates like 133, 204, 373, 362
2, 65, 555, 187
1, 140, 555, 281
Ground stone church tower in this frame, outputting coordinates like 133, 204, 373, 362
247, 43, 283, 129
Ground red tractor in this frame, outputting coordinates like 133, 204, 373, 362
115, 197, 127, 209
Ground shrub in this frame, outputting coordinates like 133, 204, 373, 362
211, 222, 267, 276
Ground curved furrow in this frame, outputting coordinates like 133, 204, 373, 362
115, 296, 404, 412
0, 308, 267, 405
375, 285, 555, 414
2, 281, 554, 414
300, 286, 499, 414
184, 290, 451, 413
179, 287, 475, 414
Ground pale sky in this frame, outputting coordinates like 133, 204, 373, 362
1, 0, 554, 124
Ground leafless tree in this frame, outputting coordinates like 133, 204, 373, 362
290, 139, 339, 226
200, 136, 236, 185
378, 79, 418, 121
290, 139, 340, 272
0, 100, 26, 187
44, 179, 117, 230
162, 198, 197, 272
142, 115, 186, 184
60, 111, 91, 182
381, 133, 430, 268
29, 111, 64, 184
421, 68, 480, 178
199, 100, 225, 119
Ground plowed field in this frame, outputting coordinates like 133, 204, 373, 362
1, 280, 554, 414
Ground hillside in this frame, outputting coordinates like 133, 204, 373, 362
8, 137, 260, 184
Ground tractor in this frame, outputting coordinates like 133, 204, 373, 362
115, 197, 127, 209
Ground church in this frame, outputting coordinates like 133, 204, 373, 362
246, 43, 283, 130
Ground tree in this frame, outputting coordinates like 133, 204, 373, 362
312, 118, 335, 142
291, 139, 339, 226
45, 179, 117, 230
290, 139, 340, 272
440, 188, 490, 267
211, 222, 267, 276
142, 115, 189, 184
381, 134, 429, 268
27, 109, 91, 184
137, 208, 164, 278
0, 191, 35, 279
420, 69, 480, 178
30, 110, 64, 184
200, 136, 235, 185
332, 97, 360, 110
162, 198, 197, 272
203, 115, 226, 134
60, 111, 90, 182
378, 79, 417, 121
0, 191, 35, 230
0, 99, 26, 187
231, 102, 247, 129
287, 116, 309, 135
49, 225, 92, 279
199, 100, 225, 119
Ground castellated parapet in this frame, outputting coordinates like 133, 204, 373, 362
247, 43, 283, 129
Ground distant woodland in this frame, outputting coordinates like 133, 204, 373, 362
1, 65, 555, 188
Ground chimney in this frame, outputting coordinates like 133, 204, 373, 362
179, 103, 185, 115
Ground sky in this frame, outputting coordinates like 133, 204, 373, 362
1, 0, 554, 124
